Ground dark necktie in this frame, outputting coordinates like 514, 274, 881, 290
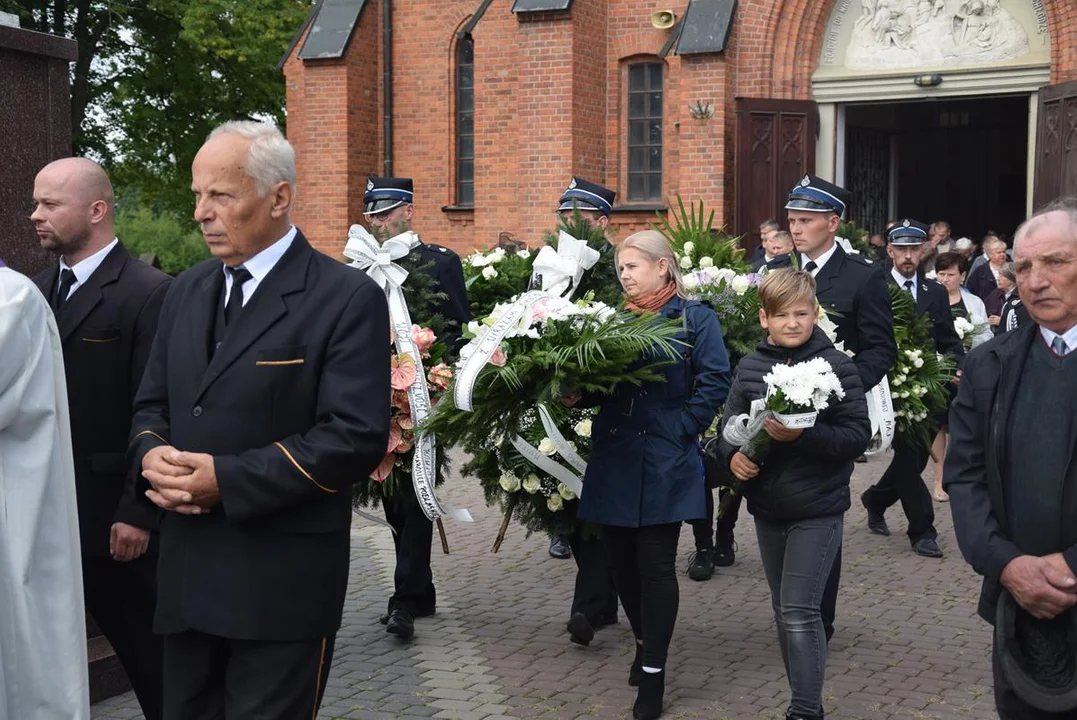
903, 279, 914, 296
1052, 336, 1068, 357
804, 261, 818, 274
54, 268, 77, 310
225, 267, 253, 327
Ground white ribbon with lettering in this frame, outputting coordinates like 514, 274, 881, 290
722, 398, 772, 447
531, 231, 601, 297
345, 225, 472, 522
864, 377, 895, 456
509, 436, 584, 497
536, 404, 587, 474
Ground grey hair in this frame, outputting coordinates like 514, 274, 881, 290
954, 237, 975, 251
1016, 197, 1077, 247
207, 121, 296, 197
998, 262, 1017, 284
616, 230, 687, 298
983, 236, 1007, 253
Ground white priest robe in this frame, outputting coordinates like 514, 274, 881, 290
0, 268, 89, 719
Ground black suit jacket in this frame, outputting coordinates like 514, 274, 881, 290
413, 241, 469, 352
33, 242, 171, 557
965, 262, 999, 308
888, 272, 966, 362
128, 232, 390, 641
813, 245, 897, 391
752, 253, 792, 272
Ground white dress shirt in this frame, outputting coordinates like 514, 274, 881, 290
891, 268, 918, 301
1040, 324, 1077, 357
801, 242, 840, 278
222, 226, 297, 307
58, 238, 119, 300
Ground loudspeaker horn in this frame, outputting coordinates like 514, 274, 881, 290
651, 10, 676, 29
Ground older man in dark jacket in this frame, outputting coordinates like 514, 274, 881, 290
946, 200, 1077, 719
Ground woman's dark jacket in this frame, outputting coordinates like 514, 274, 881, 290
966, 262, 1000, 311
577, 296, 731, 527
715, 327, 870, 524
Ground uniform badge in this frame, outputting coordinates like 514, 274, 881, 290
800, 175, 811, 187
366, 179, 374, 192
568, 178, 577, 190
902, 219, 911, 228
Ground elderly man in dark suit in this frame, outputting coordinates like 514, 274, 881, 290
129, 121, 390, 719
30, 157, 170, 720
786, 174, 897, 642
862, 219, 964, 559
947, 200, 1077, 718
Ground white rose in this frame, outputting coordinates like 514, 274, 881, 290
679, 255, 693, 270
574, 419, 592, 438
891, 375, 903, 386
538, 437, 557, 456
488, 248, 506, 264
683, 273, 700, 291
683, 242, 695, 255
547, 493, 564, 512
499, 473, 521, 492
558, 483, 577, 501
522, 474, 541, 494
482, 266, 499, 280
731, 275, 751, 295
516, 249, 532, 259
913, 358, 924, 368
699, 256, 714, 269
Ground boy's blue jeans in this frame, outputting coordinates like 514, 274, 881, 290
755, 514, 844, 718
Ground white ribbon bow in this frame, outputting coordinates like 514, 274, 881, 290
531, 231, 601, 298
343, 226, 417, 290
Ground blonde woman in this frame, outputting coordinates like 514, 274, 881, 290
569, 230, 730, 720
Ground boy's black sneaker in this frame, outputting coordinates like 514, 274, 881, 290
686, 550, 715, 581
714, 538, 737, 567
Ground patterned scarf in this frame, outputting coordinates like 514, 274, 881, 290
625, 281, 677, 313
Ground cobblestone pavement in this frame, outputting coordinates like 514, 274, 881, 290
93, 455, 996, 720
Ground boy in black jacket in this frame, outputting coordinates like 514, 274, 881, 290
716, 269, 870, 720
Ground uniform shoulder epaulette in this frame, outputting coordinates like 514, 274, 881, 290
420, 242, 455, 256
846, 252, 872, 268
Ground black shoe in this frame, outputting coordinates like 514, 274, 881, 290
567, 612, 595, 646
686, 550, 715, 581
628, 643, 643, 687
912, 537, 943, 558
713, 538, 737, 567
633, 670, 664, 720
595, 613, 619, 628
380, 606, 434, 624
549, 535, 572, 559
785, 710, 824, 720
860, 491, 890, 536
385, 609, 415, 639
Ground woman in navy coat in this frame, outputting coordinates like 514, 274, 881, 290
574, 230, 731, 720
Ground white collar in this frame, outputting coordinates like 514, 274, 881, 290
60, 238, 118, 285
222, 226, 297, 283
802, 241, 839, 275
891, 267, 917, 289
1039, 324, 1077, 356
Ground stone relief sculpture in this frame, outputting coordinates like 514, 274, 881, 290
845, 0, 1030, 69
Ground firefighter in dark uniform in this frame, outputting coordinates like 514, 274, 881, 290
364, 177, 470, 640
786, 174, 897, 642
861, 219, 964, 558
555, 176, 621, 646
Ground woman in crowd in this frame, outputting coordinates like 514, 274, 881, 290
965, 235, 1008, 313
996, 263, 1029, 333
572, 230, 731, 720
989, 262, 1018, 334
930, 252, 992, 501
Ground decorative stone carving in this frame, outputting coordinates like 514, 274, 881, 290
844, 0, 1030, 70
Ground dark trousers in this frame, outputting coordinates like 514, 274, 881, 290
821, 546, 841, 635
604, 522, 682, 668
162, 631, 335, 720
862, 441, 937, 542
994, 636, 1077, 719
83, 548, 164, 720
383, 483, 436, 616
755, 515, 843, 717
567, 528, 618, 624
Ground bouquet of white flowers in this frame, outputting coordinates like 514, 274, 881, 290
952, 315, 988, 350
723, 357, 846, 464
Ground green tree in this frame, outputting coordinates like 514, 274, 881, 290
1, 0, 312, 215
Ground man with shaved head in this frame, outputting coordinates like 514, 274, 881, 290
947, 198, 1077, 718
31, 157, 170, 720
